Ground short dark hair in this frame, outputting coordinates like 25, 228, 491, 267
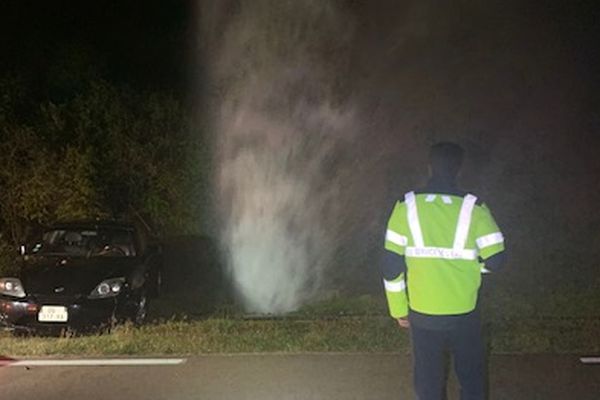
429, 142, 464, 178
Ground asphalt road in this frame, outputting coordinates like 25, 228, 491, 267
1, 354, 599, 400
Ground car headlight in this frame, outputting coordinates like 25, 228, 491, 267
0, 278, 26, 298
89, 277, 125, 299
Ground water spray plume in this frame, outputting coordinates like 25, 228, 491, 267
201, 0, 358, 314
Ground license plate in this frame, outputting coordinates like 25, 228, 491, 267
38, 305, 68, 322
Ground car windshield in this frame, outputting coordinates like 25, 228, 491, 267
32, 228, 137, 257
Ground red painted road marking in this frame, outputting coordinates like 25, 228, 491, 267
0, 356, 16, 367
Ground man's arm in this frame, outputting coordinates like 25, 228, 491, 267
382, 251, 410, 328
382, 201, 410, 322
381, 252, 406, 281
474, 202, 506, 273
481, 251, 506, 273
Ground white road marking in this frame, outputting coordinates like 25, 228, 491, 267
6, 358, 186, 367
580, 357, 600, 364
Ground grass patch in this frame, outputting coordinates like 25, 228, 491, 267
0, 317, 409, 357
1, 315, 598, 357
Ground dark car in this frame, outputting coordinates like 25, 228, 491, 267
0, 221, 162, 334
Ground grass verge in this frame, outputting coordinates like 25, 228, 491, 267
0, 317, 408, 357
1, 293, 599, 357
1, 315, 599, 357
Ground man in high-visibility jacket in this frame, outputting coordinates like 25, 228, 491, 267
382, 142, 506, 400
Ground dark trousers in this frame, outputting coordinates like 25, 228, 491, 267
411, 316, 485, 400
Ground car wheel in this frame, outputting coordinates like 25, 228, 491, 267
134, 294, 148, 326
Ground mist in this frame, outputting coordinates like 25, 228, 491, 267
199, 0, 362, 313
197, 0, 595, 314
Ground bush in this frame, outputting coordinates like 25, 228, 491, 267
0, 236, 18, 277
0, 78, 208, 247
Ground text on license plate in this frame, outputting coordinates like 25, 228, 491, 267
38, 305, 68, 322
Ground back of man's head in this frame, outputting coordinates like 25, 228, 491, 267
429, 142, 464, 179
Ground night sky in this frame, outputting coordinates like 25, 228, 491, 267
0, 0, 194, 99
2, 2, 595, 98
1, 1, 598, 108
